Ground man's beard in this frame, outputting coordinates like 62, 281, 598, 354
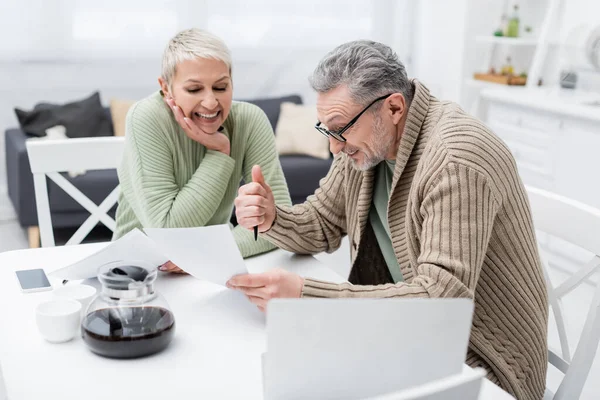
349, 114, 394, 171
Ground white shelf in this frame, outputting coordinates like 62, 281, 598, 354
465, 78, 498, 88
475, 36, 538, 46
464, 79, 529, 95
464, 78, 522, 89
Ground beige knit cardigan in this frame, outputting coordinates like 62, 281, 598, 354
264, 81, 548, 400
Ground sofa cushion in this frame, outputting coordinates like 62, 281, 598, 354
275, 102, 330, 160
242, 95, 302, 130
279, 155, 332, 204
14, 92, 113, 138
110, 99, 136, 137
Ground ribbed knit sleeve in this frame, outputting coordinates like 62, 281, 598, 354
301, 162, 500, 298
262, 153, 347, 254
118, 101, 235, 229
231, 103, 292, 257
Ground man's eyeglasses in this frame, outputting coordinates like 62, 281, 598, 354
314, 93, 392, 142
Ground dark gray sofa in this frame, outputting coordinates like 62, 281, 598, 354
5, 94, 332, 240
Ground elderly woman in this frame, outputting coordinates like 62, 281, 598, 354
114, 28, 291, 271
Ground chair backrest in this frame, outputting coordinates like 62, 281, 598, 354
526, 186, 600, 400
0, 360, 7, 400
26, 137, 125, 247
362, 368, 485, 400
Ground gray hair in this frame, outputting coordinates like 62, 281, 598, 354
161, 28, 232, 87
309, 40, 413, 108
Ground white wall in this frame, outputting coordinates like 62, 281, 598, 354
411, 0, 469, 102
0, 0, 414, 201
4, 0, 594, 197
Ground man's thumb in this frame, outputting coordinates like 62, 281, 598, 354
252, 165, 266, 187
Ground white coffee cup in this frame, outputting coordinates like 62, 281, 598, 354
35, 299, 82, 343
53, 284, 97, 315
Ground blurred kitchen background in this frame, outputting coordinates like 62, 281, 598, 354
1, 1, 599, 397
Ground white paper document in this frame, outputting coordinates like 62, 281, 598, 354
49, 225, 333, 289
49, 228, 169, 281
144, 225, 248, 287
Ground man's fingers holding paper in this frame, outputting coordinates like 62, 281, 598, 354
226, 269, 304, 312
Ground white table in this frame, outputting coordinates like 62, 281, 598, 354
0, 244, 514, 399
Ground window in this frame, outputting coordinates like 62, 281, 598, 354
0, 0, 409, 60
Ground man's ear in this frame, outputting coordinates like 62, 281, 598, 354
387, 93, 407, 125
158, 77, 170, 98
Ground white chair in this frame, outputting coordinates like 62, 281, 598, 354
362, 368, 485, 400
526, 186, 600, 400
26, 137, 125, 247
0, 360, 7, 400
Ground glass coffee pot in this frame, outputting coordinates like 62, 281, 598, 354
81, 260, 175, 359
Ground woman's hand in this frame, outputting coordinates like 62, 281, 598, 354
158, 261, 188, 275
164, 96, 230, 156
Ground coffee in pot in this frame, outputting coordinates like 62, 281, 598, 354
81, 261, 175, 359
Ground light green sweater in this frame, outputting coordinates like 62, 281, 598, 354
113, 91, 292, 258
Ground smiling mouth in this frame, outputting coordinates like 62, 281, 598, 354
194, 111, 220, 121
345, 149, 358, 156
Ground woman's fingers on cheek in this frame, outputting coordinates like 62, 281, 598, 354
173, 106, 189, 127
183, 117, 194, 130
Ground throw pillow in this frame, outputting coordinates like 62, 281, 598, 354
275, 102, 330, 160
26, 125, 86, 178
241, 94, 303, 131
14, 92, 113, 138
109, 99, 136, 137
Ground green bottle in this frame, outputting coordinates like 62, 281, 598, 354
507, 4, 520, 38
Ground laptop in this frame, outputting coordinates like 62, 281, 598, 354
263, 298, 474, 400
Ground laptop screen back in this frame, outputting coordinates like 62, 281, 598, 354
264, 298, 474, 400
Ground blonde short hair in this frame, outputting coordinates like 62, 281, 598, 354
161, 28, 232, 87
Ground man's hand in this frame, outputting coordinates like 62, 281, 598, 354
226, 269, 304, 312
165, 96, 230, 156
234, 165, 276, 233
158, 261, 188, 275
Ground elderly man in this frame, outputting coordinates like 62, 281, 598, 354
229, 40, 548, 400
